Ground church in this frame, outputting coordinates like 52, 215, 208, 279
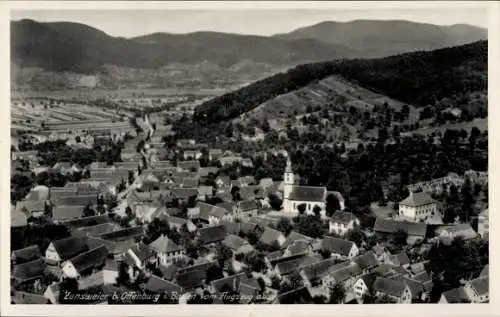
283, 157, 328, 216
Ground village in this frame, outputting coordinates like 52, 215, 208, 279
10, 98, 489, 305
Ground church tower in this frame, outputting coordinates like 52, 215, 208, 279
283, 156, 294, 201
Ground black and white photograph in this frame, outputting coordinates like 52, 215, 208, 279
2, 0, 497, 314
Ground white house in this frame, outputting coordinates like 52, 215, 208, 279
399, 192, 438, 222
61, 246, 108, 279
148, 234, 186, 266
283, 157, 327, 216
353, 273, 377, 299
321, 236, 359, 260
372, 277, 412, 303
329, 211, 360, 236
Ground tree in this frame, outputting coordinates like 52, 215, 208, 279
58, 278, 78, 303
128, 170, 135, 185
346, 227, 365, 246
326, 194, 341, 217
268, 194, 283, 210
328, 283, 346, 304
297, 203, 306, 215
83, 204, 95, 217
205, 265, 224, 283
216, 244, 233, 265
276, 217, 293, 236
313, 205, 322, 217
116, 260, 130, 285
390, 229, 408, 247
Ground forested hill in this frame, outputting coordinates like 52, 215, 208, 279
193, 40, 487, 123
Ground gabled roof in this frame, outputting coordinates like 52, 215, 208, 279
159, 264, 177, 281
11, 210, 28, 227
77, 223, 122, 237
175, 268, 207, 289
61, 214, 111, 229
198, 186, 214, 196
435, 223, 477, 240
301, 258, 346, 281
373, 277, 408, 298
16, 200, 46, 214
321, 236, 355, 256
288, 186, 326, 202
52, 205, 85, 222
277, 255, 320, 276
330, 262, 362, 283
238, 200, 259, 212
149, 235, 183, 254
400, 192, 436, 207
177, 160, 200, 171
12, 245, 41, 264
373, 218, 427, 237
55, 195, 98, 207
141, 275, 183, 294
68, 245, 108, 274
402, 277, 425, 300
388, 252, 410, 266
217, 202, 235, 213
128, 242, 152, 261
12, 291, 49, 304
12, 258, 46, 282
359, 272, 378, 289
99, 226, 144, 241
480, 265, 489, 278
223, 234, 248, 251
182, 177, 199, 188
259, 227, 284, 246
352, 252, 378, 270
197, 225, 227, 244
211, 273, 245, 293
169, 188, 198, 199
51, 236, 89, 260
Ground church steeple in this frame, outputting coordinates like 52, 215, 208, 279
285, 156, 293, 174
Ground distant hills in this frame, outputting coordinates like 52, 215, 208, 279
10, 19, 487, 90
274, 20, 487, 57
194, 41, 487, 123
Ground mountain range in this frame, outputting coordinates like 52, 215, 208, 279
10, 19, 487, 90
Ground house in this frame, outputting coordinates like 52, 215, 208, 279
384, 252, 410, 269
197, 186, 214, 201
123, 242, 154, 270
11, 245, 41, 265
196, 225, 227, 246
439, 287, 470, 303
15, 200, 47, 218
208, 204, 234, 226
52, 205, 86, 222
372, 276, 412, 303
352, 252, 379, 273
55, 194, 98, 207
45, 236, 89, 265
480, 265, 489, 278
353, 273, 378, 299
219, 156, 244, 167
169, 188, 198, 203
399, 192, 438, 222
61, 214, 111, 230
183, 150, 202, 160
208, 149, 223, 161
329, 211, 360, 236
132, 203, 165, 223
282, 231, 315, 250
76, 222, 122, 238
223, 234, 254, 254
275, 255, 321, 279
11, 291, 49, 304
175, 261, 217, 290
43, 282, 61, 304
177, 160, 200, 172
464, 276, 489, 303
373, 218, 427, 245
215, 176, 231, 189
259, 178, 274, 190
283, 158, 327, 216
210, 273, 262, 303
12, 258, 46, 285
259, 227, 286, 247
149, 234, 185, 266
166, 216, 197, 232
321, 236, 359, 260
236, 200, 259, 217
241, 158, 253, 168
11, 209, 28, 228
435, 224, 478, 245
182, 177, 199, 188
77, 259, 119, 290
61, 245, 109, 279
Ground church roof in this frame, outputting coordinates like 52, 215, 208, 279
288, 186, 326, 202
400, 192, 436, 207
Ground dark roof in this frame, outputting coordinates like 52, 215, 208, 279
223, 234, 248, 251
54, 194, 98, 206
182, 178, 199, 188
301, 258, 339, 281
12, 258, 46, 282
288, 186, 326, 202
129, 242, 152, 261
176, 269, 206, 289
197, 225, 227, 244
61, 214, 111, 229
390, 252, 410, 266
170, 188, 198, 199
402, 277, 424, 300
51, 236, 89, 260
373, 218, 427, 237
68, 245, 108, 274
330, 211, 359, 224
217, 202, 235, 213
99, 226, 144, 241
352, 252, 378, 270
177, 160, 200, 171
322, 236, 355, 256
330, 263, 362, 283
373, 277, 407, 298
12, 245, 41, 264
142, 275, 183, 294
211, 273, 245, 293
52, 205, 85, 222
441, 287, 470, 303
359, 272, 378, 289
400, 192, 436, 207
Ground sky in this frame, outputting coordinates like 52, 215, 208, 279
10, 3, 488, 38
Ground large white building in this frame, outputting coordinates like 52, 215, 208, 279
399, 192, 438, 222
283, 158, 327, 216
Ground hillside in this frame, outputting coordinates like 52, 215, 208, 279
11, 19, 361, 73
194, 41, 487, 123
274, 20, 487, 57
